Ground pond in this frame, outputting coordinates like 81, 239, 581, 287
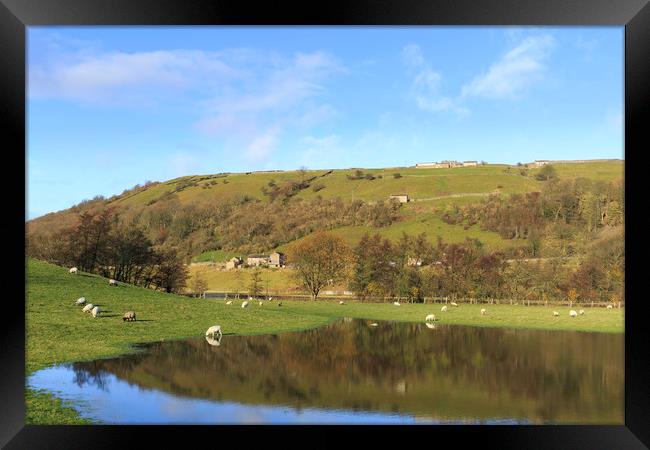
28, 319, 624, 424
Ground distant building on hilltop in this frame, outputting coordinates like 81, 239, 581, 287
415, 160, 462, 168
389, 194, 409, 203
462, 161, 478, 167
533, 160, 550, 167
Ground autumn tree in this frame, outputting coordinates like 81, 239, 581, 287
190, 271, 209, 297
249, 268, 263, 298
286, 231, 352, 300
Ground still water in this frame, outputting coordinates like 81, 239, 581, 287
28, 319, 624, 424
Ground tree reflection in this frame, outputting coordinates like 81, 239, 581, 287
71, 320, 624, 423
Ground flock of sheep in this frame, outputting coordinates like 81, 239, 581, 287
69, 267, 136, 322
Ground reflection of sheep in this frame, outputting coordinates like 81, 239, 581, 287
226, 300, 233, 305
369, 323, 378, 327
450, 302, 458, 307
205, 325, 222, 336
607, 305, 613, 309
82, 303, 94, 313
109, 279, 118, 286
241, 301, 249, 308
393, 302, 400, 306
569, 310, 578, 317
425, 314, 436, 322
441, 305, 448, 312
122, 311, 136, 322
205, 334, 222, 346
579, 309, 585, 315
75, 297, 86, 306
91, 306, 101, 318
425, 322, 436, 329
553, 311, 559, 317
480, 308, 486, 315
69, 267, 78, 274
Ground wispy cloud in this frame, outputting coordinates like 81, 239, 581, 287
401, 45, 468, 116
461, 34, 555, 100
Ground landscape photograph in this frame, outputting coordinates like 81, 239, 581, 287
25, 26, 624, 425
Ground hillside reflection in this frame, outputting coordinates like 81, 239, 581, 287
71, 320, 623, 423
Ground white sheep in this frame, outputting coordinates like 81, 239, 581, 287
441, 305, 448, 312
69, 267, 78, 274
425, 314, 436, 322
91, 306, 101, 318
205, 325, 222, 337
259, 301, 263, 306
569, 310, 578, 317
75, 297, 86, 306
553, 311, 559, 317
450, 302, 458, 307
82, 303, 94, 313
225, 300, 233, 305
607, 304, 613, 309
579, 309, 585, 315
480, 308, 486, 315
339, 301, 345, 305
241, 300, 249, 308
268, 297, 273, 301
393, 301, 401, 306
109, 279, 118, 286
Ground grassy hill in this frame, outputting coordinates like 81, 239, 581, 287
27, 160, 623, 265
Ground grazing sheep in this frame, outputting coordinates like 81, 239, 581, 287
69, 267, 78, 274
122, 311, 136, 322
278, 301, 283, 307
225, 300, 233, 305
259, 301, 263, 306
553, 311, 559, 317
82, 303, 94, 313
569, 310, 578, 317
339, 301, 344, 305
607, 304, 613, 309
450, 302, 458, 307
579, 309, 585, 316
241, 301, 249, 308
393, 302, 401, 306
268, 297, 273, 301
109, 279, 118, 286
205, 325, 222, 336
75, 297, 86, 306
441, 305, 448, 312
480, 308, 487, 316
91, 306, 101, 318
425, 314, 436, 322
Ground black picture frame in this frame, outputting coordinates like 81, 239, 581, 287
2, 0, 648, 448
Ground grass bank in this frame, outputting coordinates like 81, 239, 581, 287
26, 258, 624, 423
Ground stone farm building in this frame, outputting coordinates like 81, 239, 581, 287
533, 160, 550, 167
225, 257, 243, 270
246, 252, 286, 268
389, 194, 409, 203
415, 160, 462, 168
462, 161, 478, 166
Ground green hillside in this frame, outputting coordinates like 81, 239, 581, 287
27, 160, 623, 264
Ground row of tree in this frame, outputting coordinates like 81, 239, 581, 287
28, 209, 188, 293
286, 230, 624, 304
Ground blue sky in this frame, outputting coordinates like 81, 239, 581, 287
27, 26, 623, 219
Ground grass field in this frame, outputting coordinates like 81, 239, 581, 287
26, 258, 624, 423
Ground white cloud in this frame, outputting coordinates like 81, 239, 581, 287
461, 34, 555, 100
245, 127, 281, 162
30, 49, 241, 104
402, 45, 468, 117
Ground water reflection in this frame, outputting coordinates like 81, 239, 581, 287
28, 320, 623, 424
